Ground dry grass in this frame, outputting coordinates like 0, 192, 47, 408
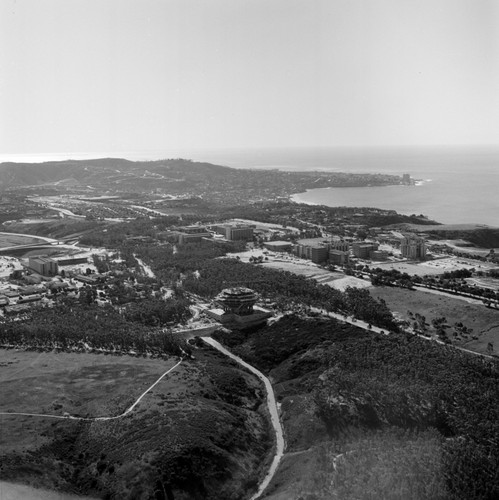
264, 429, 447, 500
0, 233, 46, 248
0, 348, 272, 499
369, 286, 499, 355
0, 350, 176, 451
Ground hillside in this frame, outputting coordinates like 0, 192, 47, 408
0, 158, 406, 205
214, 315, 499, 500
0, 347, 272, 500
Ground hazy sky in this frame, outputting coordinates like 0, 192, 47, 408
1, 0, 498, 156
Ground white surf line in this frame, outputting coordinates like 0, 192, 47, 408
0, 359, 183, 422
201, 337, 285, 500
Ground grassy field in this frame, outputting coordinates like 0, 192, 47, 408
369, 286, 499, 355
0, 350, 176, 451
0, 233, 47, 248
0, 348, 272, 499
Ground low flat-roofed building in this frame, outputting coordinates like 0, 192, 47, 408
75, 274, 100, 284
55, 256, 89, 266
263, 241, 292, 252
168, 226, 212, 244
178, 225, 211, 234
4, 303, 31, 315
18, 294, 42, 304
178, 232, 212, 244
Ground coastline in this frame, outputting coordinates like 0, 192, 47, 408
290, 183, 498, 228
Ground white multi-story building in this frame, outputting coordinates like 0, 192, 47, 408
400, 234, 426, 260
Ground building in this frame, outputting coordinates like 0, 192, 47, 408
263, 241, 292, 252
294, 238, 330, 263
175, 225, 212, 244
215, 287, 259, 315
55, 256, 90, 266
226, 225, 254, 241
329, 249, 350, 265
294, 243, 328, 263
28, 257, 58, 276
4, 304, 31, 315
371, 250, 388, 261
205, 287, 272, 329
352, 242, 379, 259
211, 223, 255, 241
18, 294, 43, 304
400, 234, 426, 260
330, 240, 350, 252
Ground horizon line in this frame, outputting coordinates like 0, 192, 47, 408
1, 144, 499, 165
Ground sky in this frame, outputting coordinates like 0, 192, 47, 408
1, 0, 498, 159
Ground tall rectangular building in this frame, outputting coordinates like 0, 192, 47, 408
400, 235, 426, 260
29, 257, 59, 276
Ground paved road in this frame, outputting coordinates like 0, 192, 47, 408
313, 307, 496, 359
202, 337, 285, 500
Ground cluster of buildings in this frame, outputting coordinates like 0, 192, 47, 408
210, 223, 255, 241
166, 222, 255, 244
263, 232, 427, 265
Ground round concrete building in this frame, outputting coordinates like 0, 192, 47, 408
215, 287, 258, 316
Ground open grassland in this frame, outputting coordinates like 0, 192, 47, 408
369, 286, 499, 355
0, 348, 271, 500
0, 233, 47, 248
0, 350, 176, 451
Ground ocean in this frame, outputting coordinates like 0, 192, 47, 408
1, 146, 497, 226
184, 146, 499, 227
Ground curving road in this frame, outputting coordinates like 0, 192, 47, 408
0, 359, 182, 422
201, 337, 285, 500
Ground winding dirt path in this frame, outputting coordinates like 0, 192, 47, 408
201, 337, 285, 500
0, 359, 182, 422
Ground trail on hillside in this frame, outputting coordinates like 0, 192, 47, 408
0, 359, 182, 422
201, 337, 285, 500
